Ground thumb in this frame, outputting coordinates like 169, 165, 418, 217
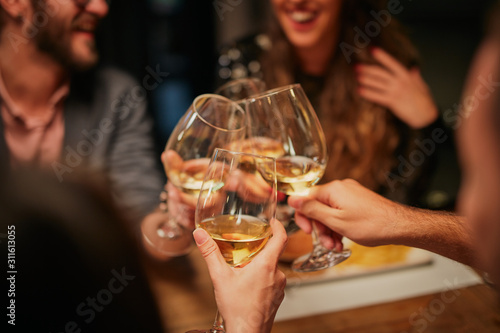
193, 228, 227, 276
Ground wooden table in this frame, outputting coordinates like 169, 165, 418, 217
143, 250, 500, 333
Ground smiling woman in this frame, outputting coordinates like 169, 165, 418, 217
215, 0, 443, 255
215, 0, 445, 262
270, 0, 343, 75
216, 0, 438, 201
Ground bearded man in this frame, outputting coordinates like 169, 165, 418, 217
0, 0, 181, 247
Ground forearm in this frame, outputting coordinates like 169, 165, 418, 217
394, 206, 476, 266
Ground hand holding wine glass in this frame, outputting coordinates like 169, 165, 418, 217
193, 218, 287, 333
142, 95, 247, 258
188, 149, 280, 332
244, 84, 351, 272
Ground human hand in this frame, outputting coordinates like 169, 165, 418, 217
161, 150, 198, 230
165, 181, 196, 231
356, 47, 438, 129
288, 179, 404, 248
194, 219, 287, 333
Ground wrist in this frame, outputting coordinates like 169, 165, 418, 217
388, 202, 424, 247
224, 317, 273, 333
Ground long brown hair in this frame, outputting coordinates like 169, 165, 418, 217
260, 0, 420, 191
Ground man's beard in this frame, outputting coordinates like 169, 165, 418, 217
33, 9, 100, 72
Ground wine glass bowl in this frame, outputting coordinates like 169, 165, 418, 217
143, 94, 247, 257
188, 148, 277, 332
244, 84, 351, 272
196, 149, 277, 268
214, 77, 266, 102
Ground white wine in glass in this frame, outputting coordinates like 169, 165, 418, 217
199, 214, 271, 267
142, 95, 247, 257
245, 84, 351, 272
187, 148, 277, 333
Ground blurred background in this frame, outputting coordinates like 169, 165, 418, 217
96, 0, 496, 209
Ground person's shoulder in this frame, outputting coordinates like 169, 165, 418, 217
94, 66, 139, 88
71, 65, 139, 95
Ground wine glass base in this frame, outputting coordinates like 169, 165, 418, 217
141, 220, 193, 258
291, 248, 351, 273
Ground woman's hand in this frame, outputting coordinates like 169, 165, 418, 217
356, 47, 438, 129
194, 219, 287, 333
161, 150, 198, 230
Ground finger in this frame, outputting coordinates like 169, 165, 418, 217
193, 228, 228, 278
332, 233, 344, 253
356, 64, 393, 84
314, 221, 337, 249
357, 75, 391, 94
167, 182, 198, 207
226, 170, 272, 203
162, 150, 184, 175
409, 67, 428, 89
161, 151, 168, 174
287, 195, 305, 209
318, 232, 335, 250
253, 218, 288, 266
410, 66, 421, 75
357, 86, 392, 108
293, 199, 347, 234
294, 211, 313, 234
371, 47, 407, 75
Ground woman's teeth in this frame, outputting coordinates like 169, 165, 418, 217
290, 11, 315, 23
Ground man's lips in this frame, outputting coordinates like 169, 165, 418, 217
72, 15, 99, 34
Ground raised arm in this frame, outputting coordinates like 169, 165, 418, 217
194, 218, 287, 333
288, 179, 475, 266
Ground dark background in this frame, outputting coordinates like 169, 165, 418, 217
96, 0, 496, 209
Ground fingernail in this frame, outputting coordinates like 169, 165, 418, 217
277, 190, 286, 202
193, 228, 209, 245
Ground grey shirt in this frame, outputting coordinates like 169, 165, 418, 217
0, 67, 165, 228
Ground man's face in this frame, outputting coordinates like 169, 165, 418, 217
31, 0, 109, 71
457, 36, 500, 286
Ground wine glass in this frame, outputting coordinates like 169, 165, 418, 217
244, 84, 351, 272
141, 94, 247, 257
188, 148, 277, 333
214, 77, 266, 103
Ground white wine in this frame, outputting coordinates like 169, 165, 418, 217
275, 156, 325, 195
226, 137, 286, 158
199, 215, 271, 267
167, 158, 211, 196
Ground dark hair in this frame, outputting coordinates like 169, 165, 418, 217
260, 0, 420, 191
1, 169, 164, 332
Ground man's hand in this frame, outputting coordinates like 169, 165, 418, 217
288, 179, 401, 248
288, 179, 475, 266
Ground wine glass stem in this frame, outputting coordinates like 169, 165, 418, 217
311, 222, 325, 253
311, 222, 322, 248
209, 309, 224, 333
